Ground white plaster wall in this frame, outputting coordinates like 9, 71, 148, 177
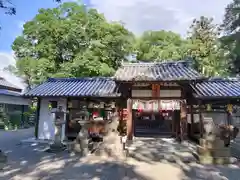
132, 90, 152, 97
202, 113, 227, 125
160, 90, 181, 97
38, 98, 67, 141
0, 95, 30, 105
187, 112, 227, 125
132, 89, 182, 97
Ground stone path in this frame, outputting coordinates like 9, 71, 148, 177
1, 132, 240, 180
126, 137, 240, 180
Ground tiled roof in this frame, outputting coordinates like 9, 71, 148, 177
191, 79, 240, 99
24, 77, 120, 97
0, 89, 22, 97
0, 77, 21, 90
114, 61, 204, 81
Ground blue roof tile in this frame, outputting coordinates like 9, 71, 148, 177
114, 61, 204, 81
0, 89, 22, 96
23, 77, 120, 97
191, 79, 240, 99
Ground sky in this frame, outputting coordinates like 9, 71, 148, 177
0, 0, 232, 89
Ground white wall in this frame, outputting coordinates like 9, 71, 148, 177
0, 95, 30, 105
187, 112, 227, 125
132, 90, 152, 97
132, 89, 181, 97
38, 98, 67, 141
160, 90, 181, 97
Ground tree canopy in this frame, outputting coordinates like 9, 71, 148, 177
221, 0, 240, 75
9, 2, 134, 87
6, 1, 240, 88
134, 30, 187, 61
132, 17, 229, 77
186, 16, 229, 76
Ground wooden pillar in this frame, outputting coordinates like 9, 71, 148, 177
172, 111, 175, 136
180, 101, 187, 141
127, 98, 133, 140
226, 104, 233, 125
21, 104, 24, 127
35, 98, 41, 139
198, 102, 203, 138
152, 84, 160, 97
190, 104, 194, 136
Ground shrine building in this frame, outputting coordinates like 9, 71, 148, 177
23, 60, 240, 143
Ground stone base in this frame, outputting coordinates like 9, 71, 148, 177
0, 150, 7, 170
197, 146, 230, 157
198, 137, 232, 165
198, 155, 233, 165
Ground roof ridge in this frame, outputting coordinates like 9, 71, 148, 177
121, 60, 190, 66
207, 77, 240, 82
47, 77, 114, 82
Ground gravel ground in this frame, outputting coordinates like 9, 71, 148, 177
1, 129, 240, 180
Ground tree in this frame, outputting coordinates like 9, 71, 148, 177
134, 30, 187, 61
0, 0, 61, 15
187, 16, 229, 76
9, 2, 134, 87
221, 0, 240, 75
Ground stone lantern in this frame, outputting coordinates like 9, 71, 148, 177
47, 106, 67, 152
74, 108, 90, 156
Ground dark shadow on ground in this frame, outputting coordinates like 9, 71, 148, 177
0, 142, 150, 180
180, 163, 240, 180
127, 137, 240, 180
128, 137, 196, 164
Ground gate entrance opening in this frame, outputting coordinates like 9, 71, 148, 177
133, 110, 180, 137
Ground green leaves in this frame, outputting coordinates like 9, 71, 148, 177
11, 2, 134, 87
134, 30, 187, 61
222, 0, 240, 75
187, 16, 229, 77
8, 1, 235, 86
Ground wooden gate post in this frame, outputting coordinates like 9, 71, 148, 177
180, 101, 187, 141
127, 98, 133, 140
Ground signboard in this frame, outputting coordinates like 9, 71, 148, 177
132, 100, 180, 111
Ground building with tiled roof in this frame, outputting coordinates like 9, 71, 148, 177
23, 60, 240, 144
0, 77, 30, 129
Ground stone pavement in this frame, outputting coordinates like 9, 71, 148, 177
1, 131, 240, 180
126, 137, 240, 180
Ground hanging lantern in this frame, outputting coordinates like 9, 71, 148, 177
100, 102, 104, 108
159, 107, 162, 113
207, 104, 211, 111
68, 101, 72, 108
227, 104, 233, 113
111, 102, 115, 108
132, 101, 138, 110
48, 103, 52, 111
138, 107, 143, 112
